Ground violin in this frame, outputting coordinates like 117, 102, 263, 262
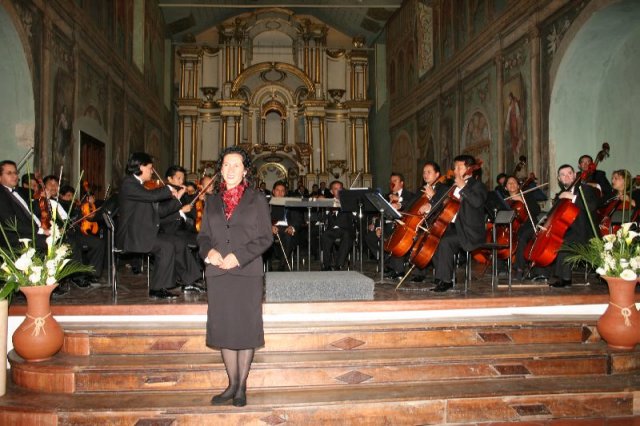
79, 180, 99, 236
409, 162, 482, 269
32, 172, 51, 231
526, 142, 609, 267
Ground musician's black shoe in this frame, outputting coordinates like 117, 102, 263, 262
321, 264, 333, 271
182, 283, 205, 293
549, 279, 572, 288
52, 284, 69, 297
384, 271, 402, 279
149, 288, 178, 300
431, 281, 453, 292
526, 274, 548, 282
411, 275, 425, 283
70, 276, 91, 288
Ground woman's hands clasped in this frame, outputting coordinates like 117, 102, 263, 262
207, 249, 239, 269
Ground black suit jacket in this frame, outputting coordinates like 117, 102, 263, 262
270, 204, 304, 231
553, 182, 598, 243
197, 187, 272, 277
0, 185, 47, 250
455, 178, 489, 251
116, 175, 174, 252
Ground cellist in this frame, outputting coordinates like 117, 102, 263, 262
431, 155, 488, 292
541, 164, 598, 288
597, 169, 638, 235
503, 176, 540, 280
382, 173, 416, 279
409, 161, 449, 283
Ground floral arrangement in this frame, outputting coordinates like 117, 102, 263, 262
0, 175, 94, 300
565, 222, 640, 281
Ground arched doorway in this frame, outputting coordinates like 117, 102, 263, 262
0, 4, 35, 169
549, 0, 640, 193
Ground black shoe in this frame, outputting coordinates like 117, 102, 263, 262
526, 274, 548, 282
181, 283, 205, 293
211, 393, 234, 405
149, 288, 178, 300
549, 279, 572, 288
232, 395, 247, 407
70, 277, 91, 288
321, 265, 333, 271
431, 281, 453, 292
384, 271, 402, 279
52, 285, 69, 297
410, 275, 425, 283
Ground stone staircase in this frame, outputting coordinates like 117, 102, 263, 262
2, 316, 640, 424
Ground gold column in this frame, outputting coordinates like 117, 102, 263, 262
238, 45, 243, 73
180, 62, 186, 97
261, 117, 265, 143
191, 116, 198, 172
234, 116, 240, 146
222, 117, 228, 149
315, 44, 320, 83
363, 64, 368, 100
350, 118, 357, 172
306, 118, 314, 171
192, 61, 199, 100
363, 120, 370, 173
178, 116, 185, 165
281, 119, 286, 145
225, 45, 231, 82
350, 63, 356, 100
319, 118, 326, 170
303, 40, 309, 75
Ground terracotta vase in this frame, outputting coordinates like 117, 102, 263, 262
597, 276, 640, 351
12, 284, 64, 362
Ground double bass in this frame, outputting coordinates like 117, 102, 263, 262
526, 143, 609, 267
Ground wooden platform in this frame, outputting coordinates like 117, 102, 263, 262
1, 263, 639, 424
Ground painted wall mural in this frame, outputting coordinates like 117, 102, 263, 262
416, 2, 434, 77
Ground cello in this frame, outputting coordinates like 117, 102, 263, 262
409, 163, 482, 269
383, 189, 431, 258
525, 143, 609, 267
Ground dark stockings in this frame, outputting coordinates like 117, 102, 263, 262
217, 348, 255, 399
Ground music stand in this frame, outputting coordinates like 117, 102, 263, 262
340, 189, 378, 272
365, 192, 402, 283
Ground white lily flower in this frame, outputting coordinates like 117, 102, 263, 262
46, 276, 57, 286
596, 267, 606, 276
18, 238, 31, 248
603, 234, 616, 243
28, 272, 40, 283
14, 254, 32, 271
620, 269, 637, 281
621, 222, 633, 233
604, 242, 614, 251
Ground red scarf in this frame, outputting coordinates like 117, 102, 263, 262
220, 181, 247, 220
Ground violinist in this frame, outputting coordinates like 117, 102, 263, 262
544, 164, 598, 288
0, 160, 48, 252
20, 173, 39, 197
503, 176, 541, 280
578, 154, 613, 201
268, 181, 304, 271
597, 169, 638, 235
431, 155, 488, 292
158, 165, 205, 293
42, 175, 105, 287
117, 153, 185, 300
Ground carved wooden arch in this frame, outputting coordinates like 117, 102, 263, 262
232, 62, 315, 98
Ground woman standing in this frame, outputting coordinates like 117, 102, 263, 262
197, 147, 272, 407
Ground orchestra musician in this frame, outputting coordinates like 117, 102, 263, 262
543, 164, 599, 288
383, 172, 416, 279
158, 165, 205, 293
320, 180, 356, 271
597, 169, 639, 235
42, 175, 106, 288
578, 154, 613, 201
503, 176, 541, 280
0, 160, 49, 252
409, 161, 449, 282
117, 152, 186, 300
268, 181, 304, 271
431, 155, 488, 292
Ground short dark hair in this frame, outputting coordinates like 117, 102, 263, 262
185, 181, 197, 190
59, 184, 75, 196
578, 155, 593, 163
21, 173, 35, 186
43, 175, 59, 185
423, 161, 441, 175
126, 152, 153, 176
0, 160, 17, 175
329, 180, 343, 190
272, 180, 287, 191
390, 172, 405, 182
165, 165, 186, 179
496, 172, 507, 184
557, 164, 574, 174
453, 154, 475, 167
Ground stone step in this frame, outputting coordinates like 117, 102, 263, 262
1, 374, 638, 425
61, 316, 599, 356
11, 341, 639, 393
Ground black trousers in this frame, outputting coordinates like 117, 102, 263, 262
433, 226, 462, 283
321, 227, 353, 268
69, 231, 106, 278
